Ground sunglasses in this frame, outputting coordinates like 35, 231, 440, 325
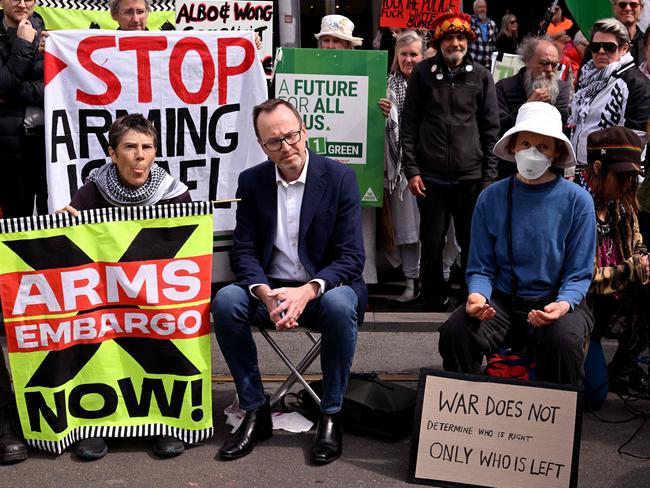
589, 41, 619, 53
509, 20, 518, 24
616, 1, 641, 9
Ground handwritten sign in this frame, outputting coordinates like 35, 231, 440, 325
379, 0, 461, 30
408, 370, 581, 488
176, 1, 274, 77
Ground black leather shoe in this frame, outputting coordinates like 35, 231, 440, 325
0, 434, 27, 464
153, 435, 185, 458
311, 412, 342, 465
76, 437, 108, 460
0, 404, 27, 464
219, 399, 272, 460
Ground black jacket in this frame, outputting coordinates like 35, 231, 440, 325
0, 11, 45, 158
401, 52, 500, 183
496, 67, 571, 136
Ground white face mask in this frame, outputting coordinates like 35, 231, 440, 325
514, 147, 552, 180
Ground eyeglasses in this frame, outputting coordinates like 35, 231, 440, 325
262, 129, 303, 152
589, 41, 619, 53
118, 8, 148, 17
9, 0, 36, 5
616, 1, 641, 10
509, 20, 518, 24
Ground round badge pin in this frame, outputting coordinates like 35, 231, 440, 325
436, 73, 443, 80
466, 65, 474, 72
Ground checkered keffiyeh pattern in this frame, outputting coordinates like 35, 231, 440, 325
468, 15, 497, 70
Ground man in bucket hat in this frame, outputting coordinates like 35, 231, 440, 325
314, 14, 363, 50
401, 11, 500, 311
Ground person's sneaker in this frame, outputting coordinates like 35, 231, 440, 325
76, 437, 108, 460
152, 435, 185, 458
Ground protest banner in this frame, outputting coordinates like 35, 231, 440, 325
408, 370, 581, 488
490, 52, 526, 83
175, 1, 275, 78
379, 0, 461, 30
44, 30, 268, 232
274, 48, 386, 207
0, 203, 214, 454
36, 0, 175, 31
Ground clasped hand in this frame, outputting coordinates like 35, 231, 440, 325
256, 283, 319, 331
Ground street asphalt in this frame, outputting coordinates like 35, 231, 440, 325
1, 331, 649, 487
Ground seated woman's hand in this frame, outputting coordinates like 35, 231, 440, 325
465, 292, 496, 321
378, 98, 391, 118
55, 205, 80, 217
528, 300, 570, 327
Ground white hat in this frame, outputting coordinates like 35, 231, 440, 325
493, 102, 576, 168
314, 15, 363, 47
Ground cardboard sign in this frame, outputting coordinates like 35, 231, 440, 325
274, 48, 386, 207
380, 0, 461, 30
409, 370, 581, 488
0, 203, 215, 454
44, 30, 268, 232
175, 1, 275, 78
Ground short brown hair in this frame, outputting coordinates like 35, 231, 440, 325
252, 99, 303, 139
108, 113, 158, 150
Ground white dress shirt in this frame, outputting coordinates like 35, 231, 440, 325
250, 152, 324, 297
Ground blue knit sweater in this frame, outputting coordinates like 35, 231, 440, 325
467, 175, 596, 308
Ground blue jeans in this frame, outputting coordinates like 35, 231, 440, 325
212, 283, 358, 414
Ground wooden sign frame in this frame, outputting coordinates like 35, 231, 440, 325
408, 369, 582, 488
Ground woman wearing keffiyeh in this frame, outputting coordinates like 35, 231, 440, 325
378, 31, 424, 303
569, 18, 650, 171
58, 114, 190, 215
56, 114, 190, 460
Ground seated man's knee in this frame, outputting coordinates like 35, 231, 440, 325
319, 286, 358, 324
212, 284, 249, 321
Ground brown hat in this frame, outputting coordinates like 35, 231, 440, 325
586, 126, 642, 173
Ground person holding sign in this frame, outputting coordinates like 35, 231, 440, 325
314, 14, 363, 50
576, 127, 650, 397
110, 0, 150, 31
439, 102, 596, 386
401, 11, 499, 312
57, 114, 190, 459
212, 99, 366, 465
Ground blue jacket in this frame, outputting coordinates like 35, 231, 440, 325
230, 150, 367, 324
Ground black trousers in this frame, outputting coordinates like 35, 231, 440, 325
439, 292, 594, 385
0, 129, 47, 218
417, 179, 482, 305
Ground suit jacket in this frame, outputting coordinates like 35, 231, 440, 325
230, 150, 367, 324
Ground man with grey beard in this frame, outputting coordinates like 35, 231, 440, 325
495, 37, 570, 178
401, 12, 499, 311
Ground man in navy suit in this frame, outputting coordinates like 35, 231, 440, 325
212, 99, 366, 465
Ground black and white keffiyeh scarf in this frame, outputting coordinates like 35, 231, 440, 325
570, 53, 633, 125
88, 163, 188, 206
386, 71, 408, 194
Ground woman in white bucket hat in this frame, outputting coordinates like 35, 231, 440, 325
315, 14, 363, 50
439, 101, 596, 386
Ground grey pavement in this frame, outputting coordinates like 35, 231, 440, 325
1, 331, 649, 487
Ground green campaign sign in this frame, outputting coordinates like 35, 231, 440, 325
274, 48, 387, 207
0, 203, 214, 454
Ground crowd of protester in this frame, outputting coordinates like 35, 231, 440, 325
1, 0, 650, 468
